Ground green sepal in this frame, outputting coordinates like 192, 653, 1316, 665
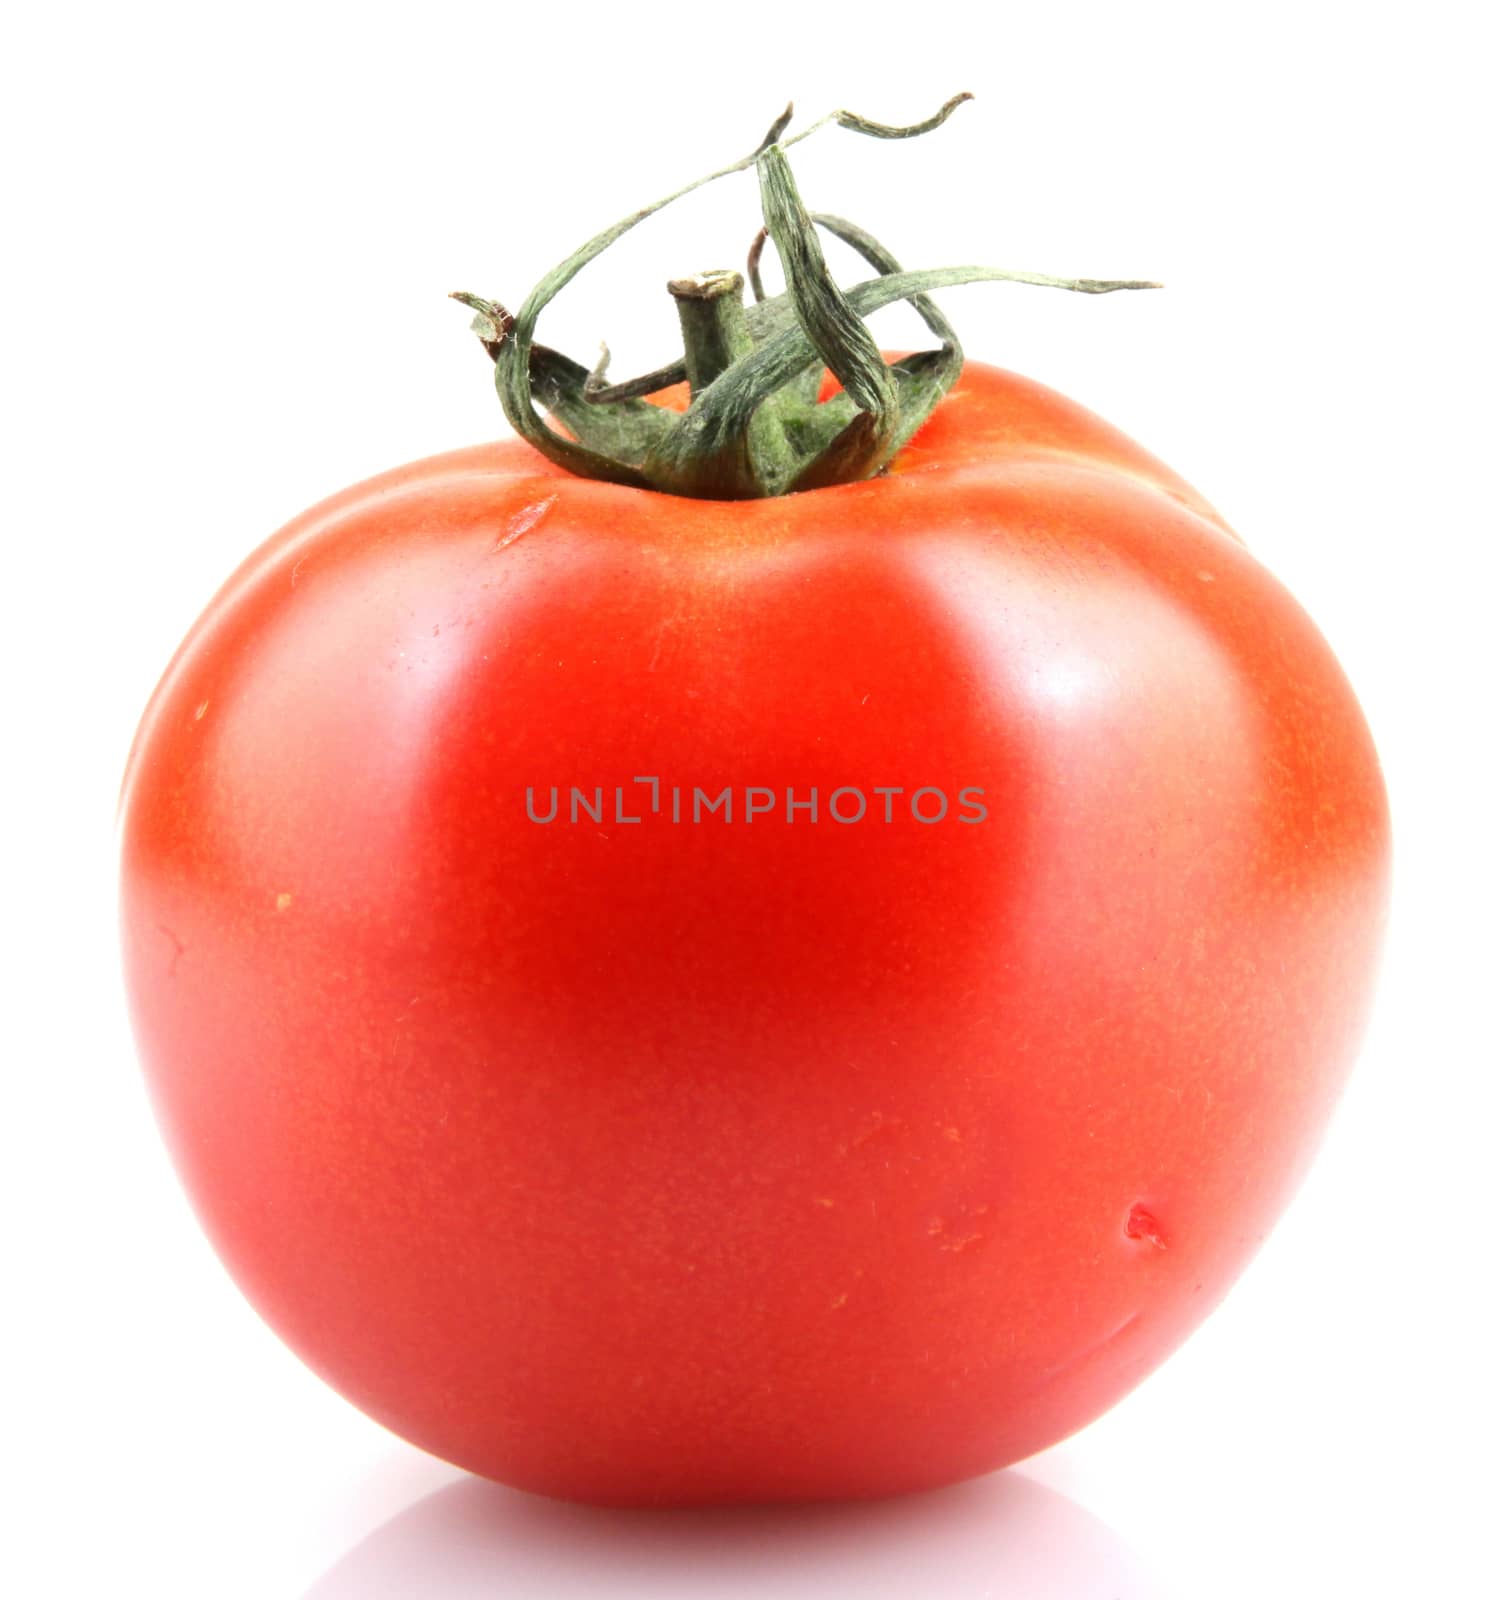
457, 96, 1158, 499
755, 141, 900, 487
528, 345, 675, 470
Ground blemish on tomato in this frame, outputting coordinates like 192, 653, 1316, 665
193, 700, 209, 721
275, 892, 294, 912
157, 923, 185, 977
495, 494, 558, 551
930, 1203, 990, 1252
1125, 1203, 1167, 1249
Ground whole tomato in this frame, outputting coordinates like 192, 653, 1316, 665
118, 110, 1388, 1505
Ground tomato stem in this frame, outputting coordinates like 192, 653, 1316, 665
453, 97, 1160, 500
659, 270, 793, 497
669, 270, 753, 395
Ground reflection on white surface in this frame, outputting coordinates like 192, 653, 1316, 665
303, 1468, 1172, 1598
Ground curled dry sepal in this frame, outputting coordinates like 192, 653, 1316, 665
452, 96, 1158, 501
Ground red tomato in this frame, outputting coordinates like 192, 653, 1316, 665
119, 361, 1388, 1505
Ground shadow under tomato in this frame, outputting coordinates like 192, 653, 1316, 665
302, 1466, 1173, 1599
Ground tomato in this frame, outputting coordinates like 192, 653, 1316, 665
119, 359, 1388, 1505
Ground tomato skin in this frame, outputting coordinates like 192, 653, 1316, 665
119, 362, 1388, 1505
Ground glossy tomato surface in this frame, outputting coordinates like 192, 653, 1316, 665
119, 362, 1389, 1504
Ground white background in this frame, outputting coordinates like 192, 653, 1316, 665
4, 4, 1500, 1595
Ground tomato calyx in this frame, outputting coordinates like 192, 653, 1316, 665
454, 97, 1159, 501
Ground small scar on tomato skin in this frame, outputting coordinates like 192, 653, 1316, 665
929, 1205, 990, 1252
1125, 1204, 1167, 1249
494, 494, 558, 551
157, 924, 185, 977
193, 700, 209, 721
275, 892, 294, 912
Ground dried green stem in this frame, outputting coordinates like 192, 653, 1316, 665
455, 94, 1158, 499
668, 271, 754, 394
661, 270, 792, 495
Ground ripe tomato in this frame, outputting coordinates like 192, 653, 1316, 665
119, 360, 1388, 1504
